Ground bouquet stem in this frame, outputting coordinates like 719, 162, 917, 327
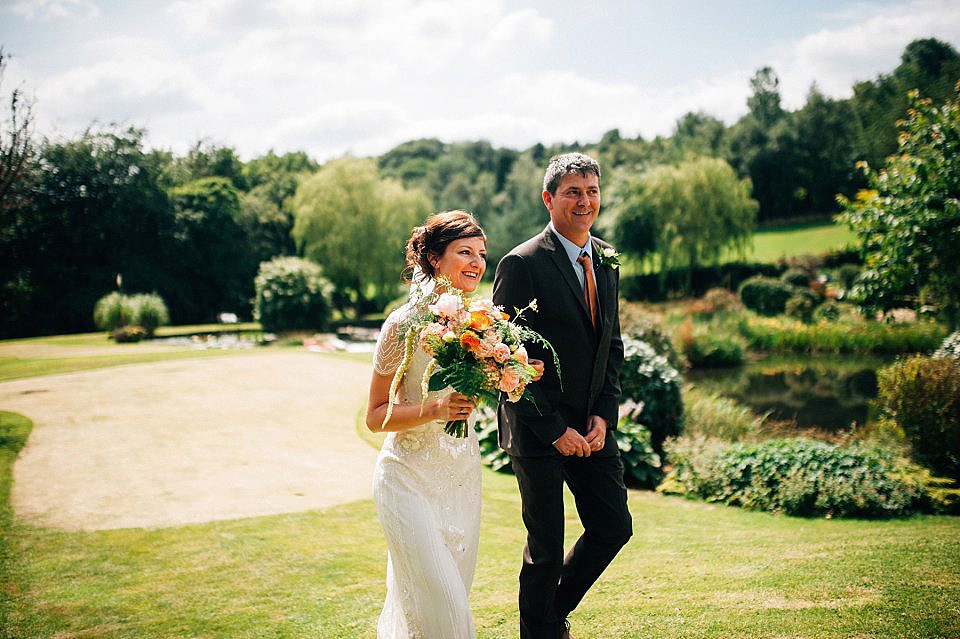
444, 419, 468, 438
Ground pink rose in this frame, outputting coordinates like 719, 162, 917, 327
511, 345, 528, 364
498, 365, 521, 393
468, 298, 496, 313
493, 342, 511, 363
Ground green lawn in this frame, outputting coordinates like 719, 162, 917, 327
746, 220, 857, 263
3, 465, 958, 639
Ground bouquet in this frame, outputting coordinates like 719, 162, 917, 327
382, 278, 559, 437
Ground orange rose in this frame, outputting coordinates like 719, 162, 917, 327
468, 311, 492, 331
459, 330, 481, 351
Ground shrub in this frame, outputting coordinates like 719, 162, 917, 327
661, 437, 928, 518
784, 291, 817, 323
780, 268, 811, 288
701, 287, 743, 313
111, 325, 147, 343
683, 330, 744, 368
128, 293, 169, 337
740, 316, 947, 354
93, 292, 135, 332
836, 264, 861, 291
812, 300, 861, 322
254, 257, 335, 332
619, 306, 686, 370
682, 386, 766, 442
876, 355, 960, 481
934, 331, 960, 360
613, 418, 662, 489
619, 337, 684, 455
738, 276, 795, 316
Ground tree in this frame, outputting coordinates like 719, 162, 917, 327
484, 153, 549, 267
168, 176, 256, 322
850, 38, 960, 169
840, 84, 960, 329
1, 127, 174, 337
793, 85, 859, 213
611, 157, 758, 293
726, 67, 805, 221
0, 49, 33, 214
292, 157, 430, 313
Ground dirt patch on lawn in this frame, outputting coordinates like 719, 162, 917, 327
0, 352, 379, 530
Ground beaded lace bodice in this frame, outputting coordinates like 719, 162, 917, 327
372, 303, 481, 639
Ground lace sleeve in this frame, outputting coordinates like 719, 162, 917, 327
373, 308, 407, 376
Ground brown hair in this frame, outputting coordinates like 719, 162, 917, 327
404, 210, 485, 281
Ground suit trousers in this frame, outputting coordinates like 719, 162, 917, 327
510, 447, 633, 639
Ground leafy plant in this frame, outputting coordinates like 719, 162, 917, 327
253, 256, 334, 332
737, 275, 796, 316
661, 437, 930, 518
682, 330, 745, 368
613, 417, 662, 489
682, 385, 766, 442
876, 354, 960, 481
93, 292, 135, 332
839, 84, 960, 329
619, 337, 684, 455
128, 293, 169, 337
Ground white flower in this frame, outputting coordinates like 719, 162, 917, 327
429, 292, 464, 318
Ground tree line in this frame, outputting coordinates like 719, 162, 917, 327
1, 38, 958, 338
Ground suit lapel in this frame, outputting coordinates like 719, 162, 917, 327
541, 227, 591, 320
592, 240, 615, 333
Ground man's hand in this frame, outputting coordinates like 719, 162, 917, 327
529, 358, 545, 381
553, 427, 592, 457
584, 415, 607, 452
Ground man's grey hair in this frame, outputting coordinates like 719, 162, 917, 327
542, 152, 601, 195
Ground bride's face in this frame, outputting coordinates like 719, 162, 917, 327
431, 236, 487, 292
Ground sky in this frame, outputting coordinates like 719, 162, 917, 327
2, 0, 959, 162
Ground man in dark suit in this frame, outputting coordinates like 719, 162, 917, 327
493, 152, 632, 639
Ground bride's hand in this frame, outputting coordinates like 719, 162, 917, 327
437, 392, 475, 421
529, 358, 545, 381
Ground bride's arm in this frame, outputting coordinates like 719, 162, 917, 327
365, 371, 474, 432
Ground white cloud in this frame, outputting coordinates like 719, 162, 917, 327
36, 55, 215, 126
774, 0, 960, 106
7, 0, 99, 21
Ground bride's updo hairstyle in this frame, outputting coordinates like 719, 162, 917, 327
405, 210, 485, 281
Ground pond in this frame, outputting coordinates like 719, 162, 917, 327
685, 354, 893, 430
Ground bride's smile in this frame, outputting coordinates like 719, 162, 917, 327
432, 236, 487, 292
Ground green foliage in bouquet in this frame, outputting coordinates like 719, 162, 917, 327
385, 278, 559, 438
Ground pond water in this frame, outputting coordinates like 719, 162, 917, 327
685, 354, 893, 430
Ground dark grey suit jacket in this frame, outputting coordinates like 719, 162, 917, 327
493, 225, 624, 457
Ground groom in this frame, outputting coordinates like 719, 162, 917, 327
493, 152, 632, 639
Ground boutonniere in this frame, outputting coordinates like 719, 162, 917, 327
594, 245, 621, 270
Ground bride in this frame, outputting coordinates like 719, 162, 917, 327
366, 210, 540, 638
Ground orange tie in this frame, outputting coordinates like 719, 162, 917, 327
576, 252, 599, 330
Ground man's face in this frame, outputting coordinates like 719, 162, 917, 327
542, 171, 600, 245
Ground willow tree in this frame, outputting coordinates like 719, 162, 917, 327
292, 157, 431, 314
611, 157, 758, 294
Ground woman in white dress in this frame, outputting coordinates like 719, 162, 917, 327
365, 211, 540, 639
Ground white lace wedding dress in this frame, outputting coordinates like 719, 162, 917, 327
372, 304, 482, 639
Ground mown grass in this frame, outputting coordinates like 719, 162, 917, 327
746, 220, 857, 263
3, 464, 958, 639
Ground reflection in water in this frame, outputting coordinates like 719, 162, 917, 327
687, 356, 887, 430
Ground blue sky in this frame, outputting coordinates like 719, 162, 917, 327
2, 0, 958, 160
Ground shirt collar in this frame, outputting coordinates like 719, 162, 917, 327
548, 221, 593, 264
